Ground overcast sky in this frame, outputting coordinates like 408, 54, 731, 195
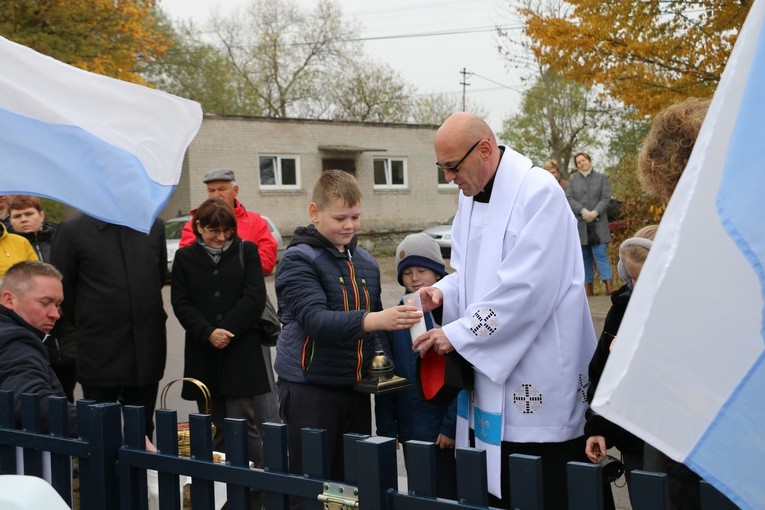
158, 0, 526, 132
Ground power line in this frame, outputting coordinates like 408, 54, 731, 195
340, 24, 521, 42
470, 72, 526, 95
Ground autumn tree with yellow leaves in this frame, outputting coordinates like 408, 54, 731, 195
0, 0, 172, 85
516, 0, 751, 116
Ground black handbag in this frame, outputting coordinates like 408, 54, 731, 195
587, 221, 600, 246
258, 296, 281, 347
239, 241, 281, 346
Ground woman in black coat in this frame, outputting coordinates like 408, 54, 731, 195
171, 198, 270, 466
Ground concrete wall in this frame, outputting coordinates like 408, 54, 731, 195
161, 116, 459, 250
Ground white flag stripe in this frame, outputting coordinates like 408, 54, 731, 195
0, 36, 201, 186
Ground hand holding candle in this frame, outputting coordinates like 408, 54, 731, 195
403, 292, 428, 350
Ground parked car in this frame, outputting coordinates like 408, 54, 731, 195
421, 215, 454, 258
165, 214, 285, 274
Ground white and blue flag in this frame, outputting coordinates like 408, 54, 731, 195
0, 36, 202, 233
592, 1, 765, 508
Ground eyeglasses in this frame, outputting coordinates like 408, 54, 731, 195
203, 226, 235, 237
436, 139, 484, 174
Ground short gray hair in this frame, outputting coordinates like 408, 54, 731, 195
0, 261, 62, 296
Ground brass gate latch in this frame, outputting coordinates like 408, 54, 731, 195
318, 482, 359, 510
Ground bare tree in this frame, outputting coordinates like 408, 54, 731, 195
210, 0, 361, 118
411, 92, 489, 126
330, 60, 415, 123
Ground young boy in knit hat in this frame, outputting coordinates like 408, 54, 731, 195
374, 232, 457, 499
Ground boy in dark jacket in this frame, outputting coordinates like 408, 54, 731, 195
274, 170, 422, 483
375, 233, 458, 499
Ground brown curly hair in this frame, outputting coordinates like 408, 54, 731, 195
637, 97, 711, 202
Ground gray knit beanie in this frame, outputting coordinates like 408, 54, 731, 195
396, 233, 447, 286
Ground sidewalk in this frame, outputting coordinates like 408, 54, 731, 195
588, 294, 613, 334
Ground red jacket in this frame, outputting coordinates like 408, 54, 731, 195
180, 200, 278, 275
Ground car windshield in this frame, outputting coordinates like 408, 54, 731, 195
165, 220, 186, 240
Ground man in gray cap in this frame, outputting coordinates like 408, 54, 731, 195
179, 169, 278, 274
179, 168, 281, 426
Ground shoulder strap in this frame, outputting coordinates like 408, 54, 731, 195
238, 240, 244, 269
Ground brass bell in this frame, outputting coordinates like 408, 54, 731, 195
353, 350, 410, 394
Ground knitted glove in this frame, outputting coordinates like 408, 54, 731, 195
581, 209, 598, 223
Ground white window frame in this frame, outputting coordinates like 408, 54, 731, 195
373, 157, 408, 189
259, 155, 301, 190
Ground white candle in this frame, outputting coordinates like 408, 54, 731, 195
403, 292, 427, 350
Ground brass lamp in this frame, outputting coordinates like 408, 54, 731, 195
354, 350, 410, 394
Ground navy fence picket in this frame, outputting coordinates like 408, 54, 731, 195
20, 393, 44, 477
404, 440, 438, 498
567, 461, 605, 510
262, 422, 290, 510
0, 391, 18, 475
49, 396, 73, 504
357, 436, 398, 510
631, 470, 670, 510
509, 453, 544, 509
342, 432, 370, 485
121, 405, 149, 510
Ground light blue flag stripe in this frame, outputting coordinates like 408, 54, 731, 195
1, 108, 173, 232
689, 13, 765, 510
687, 352, 765, 510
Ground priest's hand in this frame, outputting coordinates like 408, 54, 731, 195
417, 286, 443, 312
413, 328, 453, 356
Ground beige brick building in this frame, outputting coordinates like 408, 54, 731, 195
162, 116, 459, 250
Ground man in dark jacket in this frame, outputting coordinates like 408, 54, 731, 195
50, 214, 167, 437
0, 261, 77, 433
8, 195, 74, 401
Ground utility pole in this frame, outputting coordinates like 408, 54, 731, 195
460, 68, 471, 111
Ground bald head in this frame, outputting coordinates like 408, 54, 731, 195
434, 113, 499, 197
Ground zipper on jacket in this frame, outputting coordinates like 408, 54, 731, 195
345, 260, 367, 380
301, 335, 314, 371
361, 278, 371, 312
339, 276, 350, 311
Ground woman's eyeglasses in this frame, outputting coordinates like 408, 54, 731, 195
203, 226, 235, 237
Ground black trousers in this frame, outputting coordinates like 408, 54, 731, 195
52, 361, 77, 403
482, 434, 588, 510
82, 382, 159, 438
277, 380, 371, 481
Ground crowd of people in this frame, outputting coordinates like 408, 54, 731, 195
0, 98, 710, 510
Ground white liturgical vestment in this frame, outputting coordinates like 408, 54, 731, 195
435, 146, 596, 497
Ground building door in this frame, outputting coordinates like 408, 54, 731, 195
322, 158, 356, 176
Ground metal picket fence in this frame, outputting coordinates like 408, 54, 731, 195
0, 390, 741, 510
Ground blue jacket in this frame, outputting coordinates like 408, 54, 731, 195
274, 225, 386, 387
375, 302, 457, 443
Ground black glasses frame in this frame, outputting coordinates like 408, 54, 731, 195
436, 139, 484, 174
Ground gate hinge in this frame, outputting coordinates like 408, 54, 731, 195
318, 482, 359, 510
